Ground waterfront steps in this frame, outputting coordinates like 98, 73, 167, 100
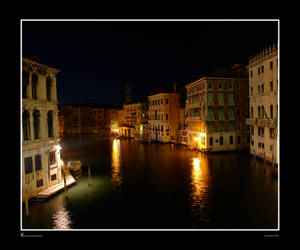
32, 173, 76, 202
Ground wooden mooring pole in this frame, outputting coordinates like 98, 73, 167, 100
88, 165, 92, 187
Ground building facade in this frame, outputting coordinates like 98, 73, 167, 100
58, 104, 114, 136
148, 92, 180, 143
246, 44, 278, 165
119, 102, 148, 140
22, 57, 62, 202
185, 65, 249, 152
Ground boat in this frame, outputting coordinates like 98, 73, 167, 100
67, 160, 82, 175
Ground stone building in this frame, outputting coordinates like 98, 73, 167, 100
119, 102, 148, 140
185, 64, 249, 152
246, 44, 278, 165
58, 104, 115, 136
148, 92, 180, 143
22, 57, 62, 202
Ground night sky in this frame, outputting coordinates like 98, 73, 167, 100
22, 20, 278, 106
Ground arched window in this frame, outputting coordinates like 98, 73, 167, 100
220, 136, 224, 145
33, 110, 40, 139
47, 111, 54, 138
258, 106, 261, 118
32, 74, 38, 99
22, 71, 29, 98
161, 125, 163, 132
154, 110, 157, 120
46, 77, 52, 101
22, 110, 31, 141
261, 105, 265, 118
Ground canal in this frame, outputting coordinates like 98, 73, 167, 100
22, 135, 278, 230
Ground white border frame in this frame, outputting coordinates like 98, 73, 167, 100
20, 18, 280, 232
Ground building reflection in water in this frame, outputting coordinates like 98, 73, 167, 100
112, 139, 122, 191
190, 154, 210, 223
52, 206, 72, 229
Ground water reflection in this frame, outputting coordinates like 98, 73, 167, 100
111, 139, 122, 190
52, 206, 72, 229
190, 154, 210, 223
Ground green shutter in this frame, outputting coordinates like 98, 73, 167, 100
218, 93, 223, 104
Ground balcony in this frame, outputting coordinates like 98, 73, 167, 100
246, 118, 278, 127
246, 118, 255, 125
189, 117, 201, 121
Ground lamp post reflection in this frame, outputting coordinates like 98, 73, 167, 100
190, 155, 210, 223
112, 139, 122, 191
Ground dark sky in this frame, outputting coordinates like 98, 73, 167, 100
22, 20, 278, 106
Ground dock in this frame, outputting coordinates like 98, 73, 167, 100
32, 172, 76, 202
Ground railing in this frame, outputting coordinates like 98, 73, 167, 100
246, 118, 255, 125
246, 118, 278, 127
189, 117, 201, 121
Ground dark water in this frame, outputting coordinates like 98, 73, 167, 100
22, 135, 278, 230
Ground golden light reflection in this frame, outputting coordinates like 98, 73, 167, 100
112, 139, 121, 190
190, 155, 210, 220
52, 206, 72, 229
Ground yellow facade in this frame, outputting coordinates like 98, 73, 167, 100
148, 92, 180, 143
